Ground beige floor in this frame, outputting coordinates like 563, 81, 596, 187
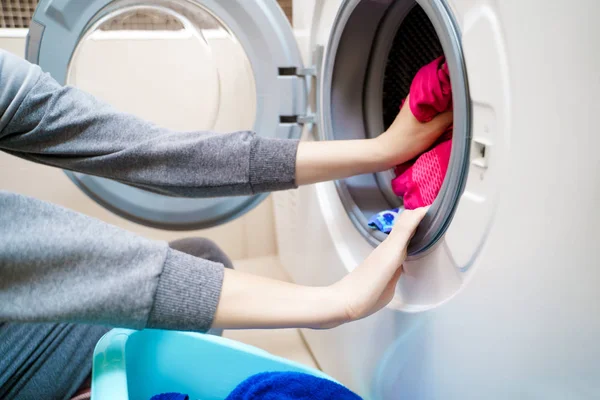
224, 256, 319, 370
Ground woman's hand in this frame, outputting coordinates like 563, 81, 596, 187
325, 207, 428, 327
212, 207, 428, 330
376, 95, 453, 167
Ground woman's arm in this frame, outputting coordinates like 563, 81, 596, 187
0, 50, 450, 196
0, 187, 424, 331
0, 50, 297, 197
212, 208, 427, 329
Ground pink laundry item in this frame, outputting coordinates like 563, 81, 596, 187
391, 56, 453, 209
392, 139, 452, 209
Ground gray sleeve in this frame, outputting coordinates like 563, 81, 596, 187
0, 190, 223, 332
0, 49, 300, 197
0, 48, 299, 331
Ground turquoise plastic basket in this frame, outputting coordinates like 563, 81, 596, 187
92, 329, 334, 400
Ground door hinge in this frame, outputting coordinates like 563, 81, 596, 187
295, 67, 317, 77
297, 114, 315, 124
295, 65, 316, 124
279, 115, 315, 125
278, 64, 317, 125
278, 66, 316, 77
279, 46, 323, 127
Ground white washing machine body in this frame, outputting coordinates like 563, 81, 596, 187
275, 0, 600, 399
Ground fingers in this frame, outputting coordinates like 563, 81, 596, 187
432, 110, 453, 130
336, 210, 427, 323
388, 207, 429, 243
396, 207, 428, 231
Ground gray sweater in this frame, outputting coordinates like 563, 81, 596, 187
0, 49, 299, 331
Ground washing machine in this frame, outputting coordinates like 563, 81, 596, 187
274, 0, 600, 398
276, 0, 600, 399
23, 0, 600, 399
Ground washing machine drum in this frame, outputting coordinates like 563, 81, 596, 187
322, 0, 471, 255
382, 5, 443, 128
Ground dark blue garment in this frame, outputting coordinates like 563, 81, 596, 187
150, 393, 188, 400
225, 372, 362, 400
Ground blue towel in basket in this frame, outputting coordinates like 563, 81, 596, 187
150, 393, 188, 400
225, 371, 361, 400
150, 371, 361, 400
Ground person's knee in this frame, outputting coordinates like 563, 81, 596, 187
169, 237, 234, 270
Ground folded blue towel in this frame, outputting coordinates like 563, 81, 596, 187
368, 208, 403, 234
225, 371, 361, 400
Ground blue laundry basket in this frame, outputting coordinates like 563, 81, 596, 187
92, 329, 335, 400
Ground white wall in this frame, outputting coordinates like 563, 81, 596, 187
0, 30, 277, 260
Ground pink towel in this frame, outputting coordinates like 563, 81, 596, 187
391, 56, 453, 209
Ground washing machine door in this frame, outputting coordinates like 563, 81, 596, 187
25, 0, 306, 230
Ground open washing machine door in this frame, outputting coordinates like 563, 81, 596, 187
25, 0, 308, 230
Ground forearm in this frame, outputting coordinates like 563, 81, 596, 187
295, 99, 454, 186
211, 208, 427, 330
212, 269, 342, 330
295, 138, 400, 186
